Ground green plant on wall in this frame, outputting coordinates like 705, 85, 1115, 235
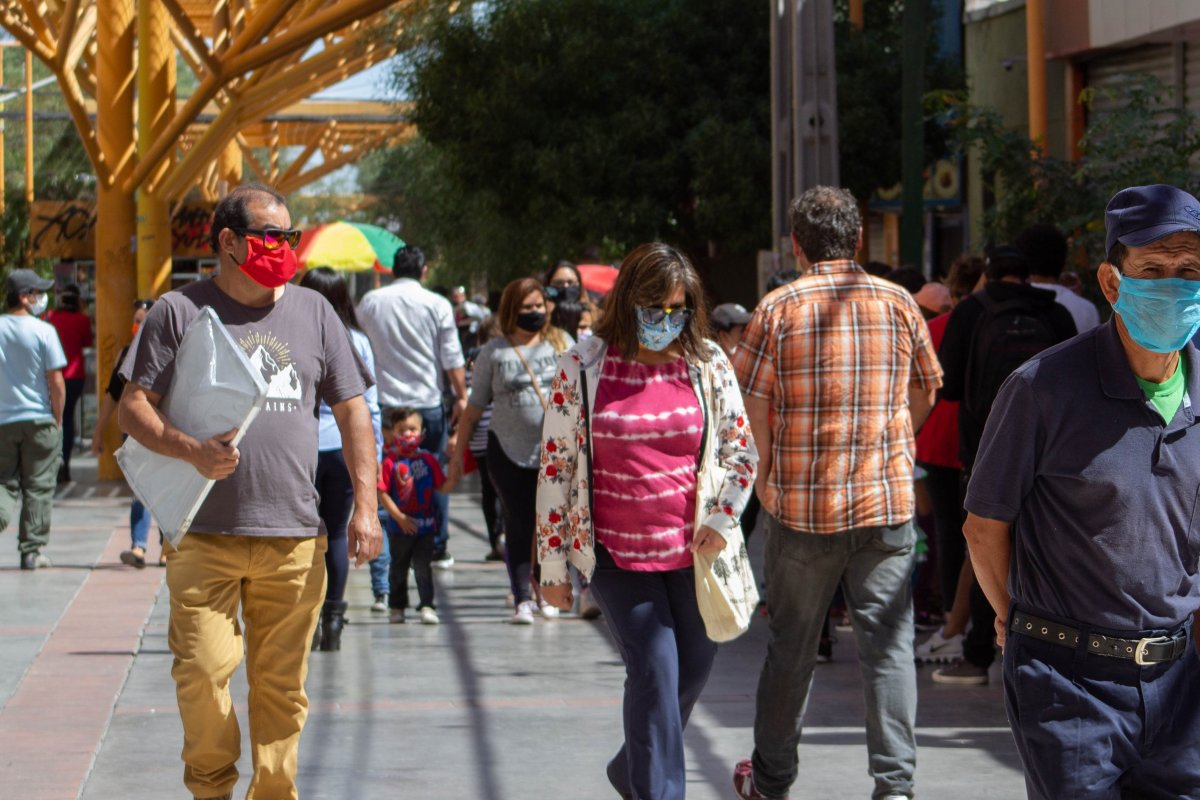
930, 74, 1200, 266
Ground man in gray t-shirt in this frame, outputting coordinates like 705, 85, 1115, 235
118, 184, 382, 800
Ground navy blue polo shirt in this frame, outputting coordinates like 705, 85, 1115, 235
966, 318, 1200, 632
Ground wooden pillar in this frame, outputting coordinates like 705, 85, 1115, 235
95, 0, 137, 479
137, 0, 177, 299
1026, 0, 1047, 146
23, 49, 32, 263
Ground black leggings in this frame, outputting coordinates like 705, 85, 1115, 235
487, 432, 539, 604
62, 377, 85, 472
474, 451, 504, 550
315, 449, 353, 604
920, 462, 965, 609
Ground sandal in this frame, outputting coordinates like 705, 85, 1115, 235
120, 548, 147, 569
158, 553, 168, 567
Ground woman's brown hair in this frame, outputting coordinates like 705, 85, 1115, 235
593, 242, 711, 362
496, 277, 569, 352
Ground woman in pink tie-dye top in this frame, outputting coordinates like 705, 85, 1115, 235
536, 243, 758, 800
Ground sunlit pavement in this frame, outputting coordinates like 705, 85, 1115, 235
0, 454, 1025, 799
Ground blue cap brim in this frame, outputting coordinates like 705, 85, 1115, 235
1117, 222, 1200, 248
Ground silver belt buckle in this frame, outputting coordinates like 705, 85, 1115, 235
1134, 635, 1173, 665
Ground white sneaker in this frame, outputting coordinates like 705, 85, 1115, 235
389, 608, 406, 624
419, 606, 439, 625
512, 600, 536, 625
916, 629, 964, 663
432, 553, 455, 570
371, 595, 388, 613
579, 588, 602, 620
538, 600, 560, 619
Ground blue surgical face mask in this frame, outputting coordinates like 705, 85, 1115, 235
1112, 269, 1200, 353
636, 309, 687, 352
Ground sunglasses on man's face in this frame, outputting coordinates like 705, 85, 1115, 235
637, 305, 693, 326
235, 227, 302, 250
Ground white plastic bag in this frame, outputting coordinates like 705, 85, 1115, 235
116, 306, 268, 547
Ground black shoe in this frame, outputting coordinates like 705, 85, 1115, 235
20, 551, 51, 570
484, 547, 504, 561
319, 601, 348, 651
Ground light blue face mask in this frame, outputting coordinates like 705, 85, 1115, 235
635, 308, 687, 352
1112, 270, 1200, 353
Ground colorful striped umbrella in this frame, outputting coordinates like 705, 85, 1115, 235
295, 221, 406, 273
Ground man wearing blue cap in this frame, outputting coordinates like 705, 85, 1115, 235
964, 184, 1200, 798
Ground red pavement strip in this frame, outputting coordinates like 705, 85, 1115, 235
0, 527, 163, 799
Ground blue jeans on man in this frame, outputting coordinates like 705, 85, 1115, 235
1004, 609, 1200, 799
751, 517, 917, 800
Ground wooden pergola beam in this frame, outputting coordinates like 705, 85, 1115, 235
160, 0, 220, 76
54, 0, 82, 71
276, 129, 403, 195
160, 39, 392, 199
0, 8, 56, 62
128, 0, 400, 194
221, 0, 396, 78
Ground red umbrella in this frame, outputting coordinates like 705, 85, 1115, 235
577, 264, 618, 296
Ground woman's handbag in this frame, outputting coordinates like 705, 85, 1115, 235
692, 356, 759, 642
694, 523, 759, 642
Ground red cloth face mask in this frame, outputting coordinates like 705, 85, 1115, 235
236, 235, 298, 288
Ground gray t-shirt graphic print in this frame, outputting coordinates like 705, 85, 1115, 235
123, 279, 371, 537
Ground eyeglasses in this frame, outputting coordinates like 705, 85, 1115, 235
234, 227, 302, 250
637, 305, 693, 326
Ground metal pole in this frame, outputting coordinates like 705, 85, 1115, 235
95, 0, 137, 479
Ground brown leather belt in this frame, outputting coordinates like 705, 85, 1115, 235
1010, 611, 1189, 666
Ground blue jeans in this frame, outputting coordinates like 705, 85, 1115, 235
589, 544, 717, 800
130, 499, 152, 549
1004, 607, 1200, 799
751, 517, 917, 800
368, 521, 391, 598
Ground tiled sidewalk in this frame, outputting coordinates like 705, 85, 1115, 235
0, 455, 1026, 799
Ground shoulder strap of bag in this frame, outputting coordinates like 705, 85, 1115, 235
506, 336, 550, 413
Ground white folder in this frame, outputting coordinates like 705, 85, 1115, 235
116, 306, 268, 547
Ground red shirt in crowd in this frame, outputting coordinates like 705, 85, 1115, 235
46, 309, 93, 381
914, 311, 959, 469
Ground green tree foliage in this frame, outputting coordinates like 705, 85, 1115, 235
930, 74, 1200, 265
364, 0, 770, 284
833, 0, 964, 202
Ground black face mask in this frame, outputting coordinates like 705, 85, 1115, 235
548, 284, 582, 304
516, 311, 546, 332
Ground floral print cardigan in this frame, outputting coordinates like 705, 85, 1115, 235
535, 335, 759, 586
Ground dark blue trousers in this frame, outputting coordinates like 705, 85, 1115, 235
1004, 612, 1200, 799
588, 544, 717, 800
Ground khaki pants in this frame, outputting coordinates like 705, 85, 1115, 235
166, 533, 327, 800
0, 418, 60, 553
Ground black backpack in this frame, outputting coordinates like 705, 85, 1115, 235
962, 290, 1059, 426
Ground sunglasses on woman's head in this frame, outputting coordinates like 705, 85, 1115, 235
234, 227, 302, 250
637, 305, 693, 326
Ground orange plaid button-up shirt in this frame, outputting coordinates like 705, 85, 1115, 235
732, 260, 942, 534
